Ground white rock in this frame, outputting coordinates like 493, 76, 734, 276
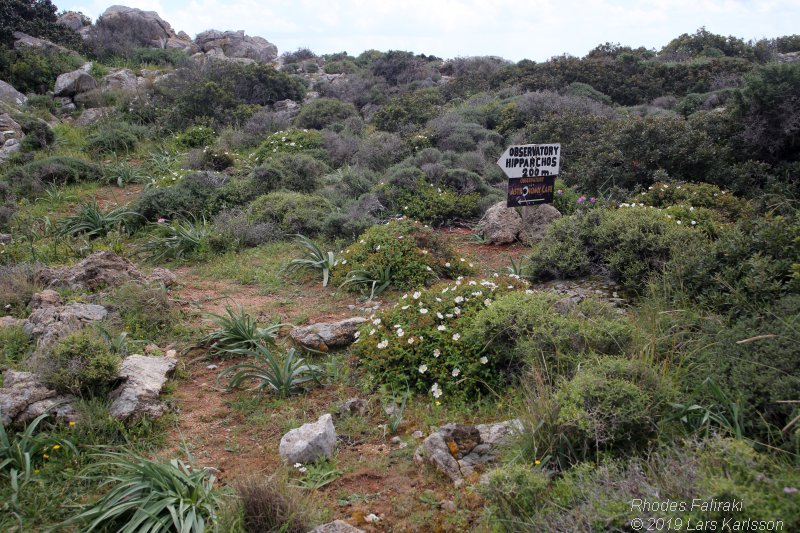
279, 413, 336, 464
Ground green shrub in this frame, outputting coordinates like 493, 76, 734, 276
252, 129, 324, 163
110, 283, 178, 340
0, 47, 83, 94
85, 121, 146, 154
174, 125, 216, 148
464, 292, 635, 384
3, 156, 102, 198
200, 147, 235, 171
139, 218, 212, 263
633, 181, 750, 220
248, 191, 333, 237
250, 153, 330, 194
294, 98, 358, 130
0, 325, 32, 369
377, 176, 481, 226
0, 182, 17, 231
132, 171, 229, 222
372, 88, 443, 133
552, 179, 580, 215
479, 464, 550, 528
19, 117, 55, 152
333, 218, 468, 291
324, 59, 358, 74
0, 263, 36, 318
529, 207, 700, 291
554, 357, 673, 457
43, 330, 121, 397
352, 274, 528, 398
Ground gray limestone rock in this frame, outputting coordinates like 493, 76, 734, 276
0, 370, 78, 427
24, 303, 108, 350
35, 252, 148, 292
518, 204, 562, 246
195, 30, 278, 63
54, 68, 98, 97
476, 201, 522, 245
290, 317, 367, 352
108, 355, 177, 421
279, 413, 336, 464
0, 80, 27, 107
308, 521, 365, 533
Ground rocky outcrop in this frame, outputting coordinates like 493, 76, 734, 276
30, 289, 62, 310
309, 521, 365, 533
23, 303, 108, 350
0, 370, 78, 427
416, 419, 522, 485
54, 64, 97, 98
290, 318, 367, 352
0, 113, 24, 162
195, 30, 278, 63
57, 11, 91, 32
108, 354, 177, 421
93, 6, 198, 53
476, 202, 523, 245
13, 32, 79, 57
99, 69, 139, 93
0, 316, 25, 329
279, 413, 336, 464
0, 80, 27, 107
35, 252, 175, 292
518, 204, 562, 246
74, 107, 114, 127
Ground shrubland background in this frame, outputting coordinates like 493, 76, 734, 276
0, 1, 799, 531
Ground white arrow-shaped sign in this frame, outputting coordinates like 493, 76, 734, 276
497, 143, 561, 179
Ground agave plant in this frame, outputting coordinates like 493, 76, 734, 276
199, 306, 285, 357
104, 162, 146, 188
139, 218, 210, 262
57, 202, 138, 239
285, 234, 337, 287
62, 452, 222, 532
220, 345, 320, 398
338, 266, 392, 300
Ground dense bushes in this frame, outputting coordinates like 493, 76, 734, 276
0, 46, 84, 95
40, 330, 121, 397
132, 171, 229, 222
248, 191, 333, 236
294, 98, 358, 130
3, 156, 102, 198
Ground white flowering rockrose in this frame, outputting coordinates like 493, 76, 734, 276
377, 340, 389, 349
433, 348, 441, 358
437, 325, 447, 331
418, 364, 427, 374
452, 333, 461, 341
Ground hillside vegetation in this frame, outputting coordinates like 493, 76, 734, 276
1, 3, 799, 531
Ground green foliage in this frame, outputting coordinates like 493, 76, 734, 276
199, 306, 282, 358
133, 172, 229, 222
0, 326, 33, 369
139, 218, 211, 262
43, 330, 121, 397
0, 263, 36, 318
333, 219, 468, 293
634, 180, 750, 220
0, 410, 77, 510
324, 59, 358, 74
248, 191, 333, 237
175, 125, 216, 148
563, 81, 612, 104
554, 357, 674, 459
552, 179, 580, 215
200, 147, 235, 171
85, 121, 146, 155
63, 452, 222, 532
479, 464, 550, 529
464, 292, 635, 384
248, 152, 330, 196
528, 207, 700, 291
294, 98, 358, 129
110, 283, 178, 340
660, 27, 755, 60
0, 0, 84, 49
57, 202, 137, 239
103, 162, 145, 188
220, 346, 321, 398
372, 88, 443, 133
252, 129, 324, 163
291, 458, 341, 490
352, 275, 528, 398
377, 176, 481, 226
285, 234, 337, 287
19, 117, 55, 152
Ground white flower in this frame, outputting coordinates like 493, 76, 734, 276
413, 291, 421, 299
454, 307, 461, 315
433, 349, 441, 358
480, 356, 488, 364
396, 329, 405, 337
484, 298, 492, 306
369, 329, 376, 336
691, 220, 697, 225
676, 220, 682, 225
469, 281, 477, 286
445, 262, 451, 267
460, 258, 465, 262
298, 467, 307, 473
452, 333, 461, 341
354, 331, 360, 338
437, 325, 447, 331
431, 382, 442, 398
426, 266, 432, 271
419, 364, 427, 373
408, 337, 415, 344
437, 312, 444, 319
376, 245, 381, 250
402, 305, 410, 310
452, 368, 461, 377
373, 318, 382, 326
454, 296, 464, 304
294, 463, 302, 468
419, 308, 428, 314
377, 340, 389, 349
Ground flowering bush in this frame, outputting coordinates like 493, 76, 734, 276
252, 129, 324, 163
174, 125, 216, 148
332, 219, 470, 293
376, 178, 481, 226
352, 274, 528, 399
632, 181, 750, 221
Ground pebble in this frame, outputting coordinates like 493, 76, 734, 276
412, 430, 424, 439
207, 364, 218, 370
390, 436, 402, 445
365, 513, 381, 523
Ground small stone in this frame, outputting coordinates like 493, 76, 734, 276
364, 514, 381, 523
337, 397, 369, 417
308, 520, 365, 533
108, 355, 177, 421
391, 436, 402, 445
279, 414, 336, 464
290, 318, 367, 352
206, 364, 218, 370
412, 430, 424, 439
440, 500, 457, 513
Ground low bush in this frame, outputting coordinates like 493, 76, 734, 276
0, 325, 33, 369
41, 330, 121, 397
0, 182, 17, 231
235, 475, 315, 533
252, 129, 324, 164
354, 131, 408, 171
3, 156, 102, 198
376, 171, 481, 226
294, 98, 358, 130
464, 292, 635, 384
174, 125, 216, 148
19, 118, 55, 152
248, 191, 333, 237
132, 171, 229, 222
200, 147, 236, 171
85, 121, 146, 154
110, 282, 179, 340
633, 180, 750, 220
528, 206, 700, 291
221, 345, 321, 398
211, 208, 280, 250
352, 274, 527, 398
554, 357, 674, 458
